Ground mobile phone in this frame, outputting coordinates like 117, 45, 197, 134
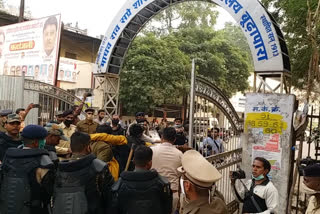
33, 104, 41, 108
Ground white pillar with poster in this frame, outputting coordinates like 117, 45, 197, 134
241, 93, 295, 214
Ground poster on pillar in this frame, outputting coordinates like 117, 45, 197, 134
243, 93, 295, 214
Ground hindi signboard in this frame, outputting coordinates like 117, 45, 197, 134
58, 57, 78, 83
0, 14, 61, 85
95, 0, 288, 74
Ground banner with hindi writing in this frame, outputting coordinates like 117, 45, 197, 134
0, 14, 62, 85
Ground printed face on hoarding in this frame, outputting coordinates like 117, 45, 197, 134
72, 72, 76, 81
3, 61, 8, 75
10, 66, 15, 75
15, 66, 21, 76
22, 66, 27, 75
43, 16, 58, 56
66, 70, 71, 78
0, 32, 5, 58
34, 65, 39, 79
59, 70, 64, 80
27, 66, 33, 76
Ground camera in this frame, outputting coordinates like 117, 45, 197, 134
231, 168, 246, 179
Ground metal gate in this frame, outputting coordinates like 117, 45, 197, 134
290, 104, 320, 213
0, 76, 82, 125
189, 76, 243, 213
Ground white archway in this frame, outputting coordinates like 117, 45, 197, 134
94, 0, 290, 75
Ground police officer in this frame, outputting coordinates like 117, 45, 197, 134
55, 110, 64, 124
178, 150, 227, 214
0, 113, 23, 161
76, 108, 99, 134
45, 123, 69, 165
52, 131, 114, 214
302, 164, 320, 214
0, 110, 12, 132
0, 125, 54, 214
111, 145, 172, 214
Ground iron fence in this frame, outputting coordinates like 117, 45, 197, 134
206, 147, 242, 213
0, 76, 83, 125
290, 104, 320, 213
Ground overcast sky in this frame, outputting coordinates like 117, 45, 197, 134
7, 0, 235, 37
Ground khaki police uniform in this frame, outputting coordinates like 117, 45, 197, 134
76, 119, 98, 134
177, 150, 228, 214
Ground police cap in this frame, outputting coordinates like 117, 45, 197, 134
304, 164, 320, 177
45, 123, 68, 141
55, 110, 64, 116
85, 108, 95, 113
21, 125, 48, 140
7, 114, 21, 123
135, 112, 145, 117
0, 109, 12, 116
178, 150, 222, 187
62, 109, 73, 117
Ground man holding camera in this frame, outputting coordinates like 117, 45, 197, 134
230, 157, 278, 214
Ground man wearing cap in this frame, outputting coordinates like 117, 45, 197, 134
151, 127, 183, 213
57, 110, 76, 158
45, 123, 69, 164
76, 108, 99, 134
178, 150, 227, 214
0, 125, 54, 214
55, 110, 65, 124
0, 109, 12, 132
302, 164, 320, 214
230, 157, 278, 214
0, 113, 23, 161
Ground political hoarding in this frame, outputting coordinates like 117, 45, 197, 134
0, 14, 62, 85
58, 57, 78, 83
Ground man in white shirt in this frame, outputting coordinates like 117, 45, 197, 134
230, 157, 278, 214
151, 127, 183, 214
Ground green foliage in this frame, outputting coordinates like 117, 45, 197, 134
120, 1, 252, 113
261, 0, 320, 90
174, 27, 251, 97
144, 1, 218, 34
120, 33, 190, 114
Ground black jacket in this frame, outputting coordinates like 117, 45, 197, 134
111, 169, 172, 214
0, 132, 23, 161
53, 154, 114, 214
111, 125, 126, 136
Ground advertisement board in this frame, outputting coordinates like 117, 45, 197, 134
58, 57, 78, 83
0, 14, 61, 85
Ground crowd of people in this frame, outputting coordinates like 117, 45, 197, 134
0, 104, 319, 214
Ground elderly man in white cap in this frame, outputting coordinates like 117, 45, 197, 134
178, 150, 227, 214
